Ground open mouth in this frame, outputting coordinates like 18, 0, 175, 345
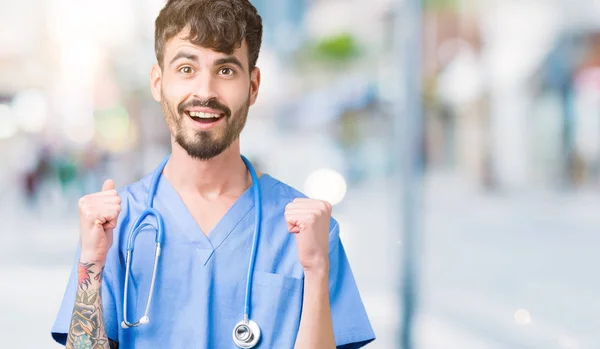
185, 111, 225, 124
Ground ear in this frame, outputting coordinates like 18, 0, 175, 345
150, 64, 163, 102
249, 67, 261, 106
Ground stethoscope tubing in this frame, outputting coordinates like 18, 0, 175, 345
121, 155, 263, 348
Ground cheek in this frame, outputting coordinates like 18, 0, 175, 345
218, 81, 250, 108
161, 75, 193, 106
162, 91, 185, 114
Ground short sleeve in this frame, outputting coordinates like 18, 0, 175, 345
328, 221, 376, 348
50, 244, 120, 345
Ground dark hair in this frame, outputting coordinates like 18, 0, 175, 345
154, 0, 263, 70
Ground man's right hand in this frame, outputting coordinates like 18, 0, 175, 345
78, 179, 121, 264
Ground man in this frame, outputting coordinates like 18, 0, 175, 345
51, 0, 375, 348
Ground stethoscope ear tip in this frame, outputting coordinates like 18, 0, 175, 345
121, 321, 129, 329
140, 316, 150, 325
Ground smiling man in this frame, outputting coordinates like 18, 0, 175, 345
51, 1, 375, 348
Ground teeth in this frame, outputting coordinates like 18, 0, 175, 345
189, 111, 220, 119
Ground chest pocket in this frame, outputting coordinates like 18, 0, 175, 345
250, 271, 304, 348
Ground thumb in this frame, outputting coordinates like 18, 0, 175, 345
102, 179, 115, 191
286, 221, 300, 234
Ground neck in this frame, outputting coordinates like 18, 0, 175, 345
163, 138, 250, 200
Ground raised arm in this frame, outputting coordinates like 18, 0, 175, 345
285, 198, 336, 349
66, 179, 121, 349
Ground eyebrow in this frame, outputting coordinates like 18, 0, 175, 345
169, 51, 198, 66
169, 51, 245, 72
214, 56, 245, 72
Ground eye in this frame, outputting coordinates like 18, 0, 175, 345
179, 66, 194, 74
219, 67, 234, 76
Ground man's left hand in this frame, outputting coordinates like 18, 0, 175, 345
284, 198, 332, 272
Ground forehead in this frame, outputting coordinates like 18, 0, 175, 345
164, 29, 249, 65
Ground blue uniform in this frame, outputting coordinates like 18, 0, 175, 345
51, 167, 375, 348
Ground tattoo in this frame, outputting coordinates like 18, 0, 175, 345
66, 262, 114, 349
94, 266, 105, 282
77, 262, 98, 290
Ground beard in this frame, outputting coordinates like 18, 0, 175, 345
161, 92, 249, 160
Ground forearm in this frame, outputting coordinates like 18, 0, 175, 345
295, 267, 336, 349
66, 260, 112, 349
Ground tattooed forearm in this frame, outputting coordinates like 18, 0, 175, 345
66, 261, 115, 349
78, 262, 101, 289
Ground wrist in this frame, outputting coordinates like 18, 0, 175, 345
302, 265, 330, 295
79, 252, 107, 266
303, 263, 330, 278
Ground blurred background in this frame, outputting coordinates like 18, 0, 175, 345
1, 0, 599, 348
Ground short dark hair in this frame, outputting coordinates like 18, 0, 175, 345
154, 0, 263, 70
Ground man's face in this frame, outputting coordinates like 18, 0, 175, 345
150, 31, 260, 160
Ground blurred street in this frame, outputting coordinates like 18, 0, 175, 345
1, 172, 598, 349
418, 175, 600, 349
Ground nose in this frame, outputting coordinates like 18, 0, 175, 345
193, 70, 218, 101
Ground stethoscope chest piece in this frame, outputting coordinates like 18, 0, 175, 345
232, 319, 261, 348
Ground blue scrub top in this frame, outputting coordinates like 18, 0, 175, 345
51, 166, 375, 348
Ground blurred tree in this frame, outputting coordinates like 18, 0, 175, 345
313, 33, 360, 62
423, 0, 461, 11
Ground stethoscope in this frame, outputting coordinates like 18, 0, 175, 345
120, 155, 262, 348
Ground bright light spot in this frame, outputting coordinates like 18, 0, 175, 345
514, 309, 532, 325
12, 90, 48, 133
61, 43, 100, 84
89, 1, 135, 46
0, 104, 18, 139
64, 121, 94, 144
304, 169, 347, 205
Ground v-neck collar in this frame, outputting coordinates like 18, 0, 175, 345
151, 169, 272, 265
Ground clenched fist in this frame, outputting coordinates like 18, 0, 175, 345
78, 179, 121, 264
285, 198, 332, 272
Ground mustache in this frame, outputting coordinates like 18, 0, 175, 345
178, 98, 231, 117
